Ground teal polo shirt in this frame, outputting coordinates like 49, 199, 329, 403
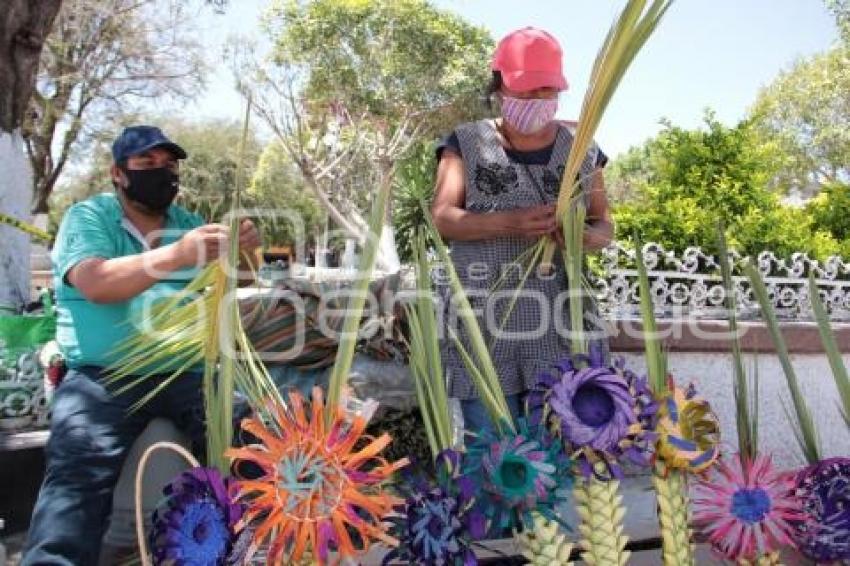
52, 192, 205, 369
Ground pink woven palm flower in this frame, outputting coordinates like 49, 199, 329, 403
693, 452, 803, 561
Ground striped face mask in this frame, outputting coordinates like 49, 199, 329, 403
500, 95, 559, 135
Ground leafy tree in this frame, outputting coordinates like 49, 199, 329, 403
269, 0, 493, 132
749, 47, 850, 195
24, 0, 206, 213
0, 0, 224, 310
827, 0, 850, 45
248, 141, 324, 247
603, 142, 654, 204
612, 112, 839, 259
165, 118, 263, 221
0, 1, 63, 309
239, 0, 492, 271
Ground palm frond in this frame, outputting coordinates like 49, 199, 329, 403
324, 165, 394, 425
488, 245, 541, 296
808, 273, 850, 427
423, 205, 514, 433
750, 355, 760, 455
404, 228, 453, 456
743, 260, 820, 464
489, 242, 545, 351
558, 0, 673, 213
540, 0, 674, 271
634, 236, 667, 393
717, 225, 756, 460
564, 195, 588, 355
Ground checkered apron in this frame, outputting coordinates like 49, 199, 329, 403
441, 119, 600, 399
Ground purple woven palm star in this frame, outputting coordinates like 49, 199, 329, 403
384, 451, 478, 566
149, 467, 243, 565
795, 457, 850, 562
531, 348, 658, 480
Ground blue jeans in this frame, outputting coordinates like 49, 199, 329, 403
460, 392, 525, 439
22, 366, 207, 566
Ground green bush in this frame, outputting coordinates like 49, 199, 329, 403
611, 113, 847, 260
806, 182, 850, 242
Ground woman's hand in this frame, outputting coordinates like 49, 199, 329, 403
499, 204, 557, 238
584, 219, 614, 250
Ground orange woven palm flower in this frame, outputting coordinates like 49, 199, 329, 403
226, 387, 408, 565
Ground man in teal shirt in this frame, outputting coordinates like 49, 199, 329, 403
24, 126, 260, 565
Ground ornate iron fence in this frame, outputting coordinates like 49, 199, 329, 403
592, 242, 850, 320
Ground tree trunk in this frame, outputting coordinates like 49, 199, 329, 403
0, 0, 62, 310
0, 1, 62, 132
0, 131, 34, 310
373, 163, 400, 274
376, 222, 401, 274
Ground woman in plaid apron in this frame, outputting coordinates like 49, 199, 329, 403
432, 27, 614, 436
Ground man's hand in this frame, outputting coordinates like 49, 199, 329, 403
238, 219, 261, 253
172, 224, 230, 268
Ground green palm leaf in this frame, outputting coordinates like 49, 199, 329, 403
403, 229, 453, 456
634, 236, 667, 393
423, 205, 514, 433
540, 0, 675, 270
808, 273, 850, 427
716, 225, 757, 460
743, 260, 820, 464
323, 165, 394, 426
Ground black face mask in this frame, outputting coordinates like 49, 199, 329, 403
120, 166, 179, 212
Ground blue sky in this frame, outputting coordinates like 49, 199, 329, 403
189, 0, 840, 157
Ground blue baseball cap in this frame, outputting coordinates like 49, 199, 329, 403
111, 125, 188, 163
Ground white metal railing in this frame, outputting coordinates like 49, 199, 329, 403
592, 242, 850, 320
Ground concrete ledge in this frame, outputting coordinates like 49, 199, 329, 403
608, 318, 850, 354
0, 430, 49, 451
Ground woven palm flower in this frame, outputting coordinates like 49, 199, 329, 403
149, 467, 244, 565
532, 351, 658, 480
383, 450, 479, 566
654, 381, 721, 473
794, 457, 850, 562
693, 452, 802, 562
461, 418, 572, 534
225, 387, 408, 565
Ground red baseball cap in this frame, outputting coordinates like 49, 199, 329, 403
491, 27, 568, 92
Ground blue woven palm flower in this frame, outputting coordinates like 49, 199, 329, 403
530, 348, 658, 480
461, 419, 572, 534
149, 467, 243, 565
384, 450, 478, 566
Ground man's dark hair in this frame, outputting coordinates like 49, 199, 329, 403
111, 159, 127, 190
